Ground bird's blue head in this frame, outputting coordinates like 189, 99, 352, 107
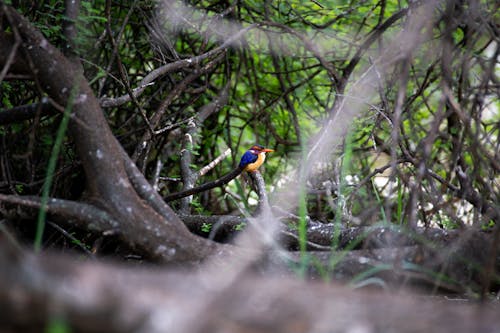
239, 144, 274, 170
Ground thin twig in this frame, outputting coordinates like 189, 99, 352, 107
199, 148, 232, 177
100, 25, 255, 108
46, 220, 94, 256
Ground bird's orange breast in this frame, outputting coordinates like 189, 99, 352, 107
244, 152, 266, 172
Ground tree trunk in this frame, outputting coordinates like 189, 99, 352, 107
0, 5, 225, 263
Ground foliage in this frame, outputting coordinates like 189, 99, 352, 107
201, 222, 211, 233
1, 0, 498, 252
45, 316, 71, 333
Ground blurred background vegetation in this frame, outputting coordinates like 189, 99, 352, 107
1, 0, 498, 230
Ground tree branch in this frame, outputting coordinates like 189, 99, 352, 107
0, 237, 499, 333
0, 4, 221, 263
0, 194, 120, 233
164, 166, 244, 202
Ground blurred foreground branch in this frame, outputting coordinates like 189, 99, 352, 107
0, 236, 498, 333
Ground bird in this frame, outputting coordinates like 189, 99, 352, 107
239, 144, 275, 172
164, 144, 274, 202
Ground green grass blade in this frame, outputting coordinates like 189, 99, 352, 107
297, 139, 309, 278
34, 85, 78, 252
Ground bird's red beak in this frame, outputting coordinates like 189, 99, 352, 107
262, 148, 274, 153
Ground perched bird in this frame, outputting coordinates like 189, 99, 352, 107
164, 144, 274, 202
239, 144, 274, 172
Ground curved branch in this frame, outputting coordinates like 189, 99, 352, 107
100, 25, 255, 108
0, 194, 120, 232
164, 166, 245, 202
0, 100, 55, 125
132, 53, 226, 168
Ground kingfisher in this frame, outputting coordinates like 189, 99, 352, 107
239, 145, 274, 172
164, 144, 274, 202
